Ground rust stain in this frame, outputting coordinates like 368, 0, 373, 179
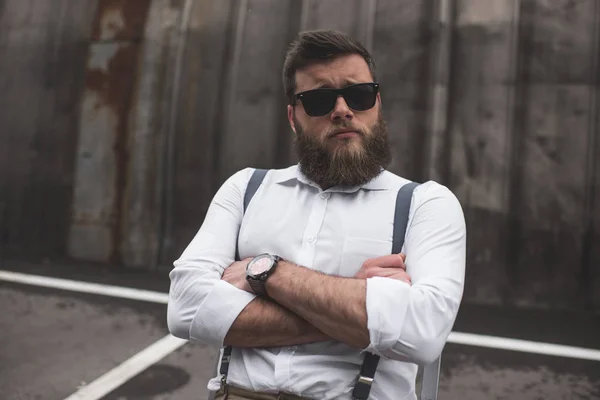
85, 44, 138, 113
92, 0, 151, 41
83, 43, 141, 264
83, 0, 151, 264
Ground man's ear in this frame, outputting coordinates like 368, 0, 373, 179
287, 105, 297, 134
377, 92, 382, 106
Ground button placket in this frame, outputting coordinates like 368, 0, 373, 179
274, 345, 296, 390
298, 193, 329, 267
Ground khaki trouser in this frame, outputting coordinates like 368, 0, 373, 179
215, 384, 312, 400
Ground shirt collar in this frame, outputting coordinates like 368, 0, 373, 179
273, 165, 389, 192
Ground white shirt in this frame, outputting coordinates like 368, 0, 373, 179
168, 165, 466, 400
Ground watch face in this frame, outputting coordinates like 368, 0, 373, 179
248, 255, 272, 275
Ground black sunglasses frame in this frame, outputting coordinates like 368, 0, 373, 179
292, 82, 380, 117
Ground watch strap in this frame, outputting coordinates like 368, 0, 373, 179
248, 277, 268, 296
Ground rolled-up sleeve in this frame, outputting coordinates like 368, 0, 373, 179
167, 168, 257, 347
364, 182, 466, 365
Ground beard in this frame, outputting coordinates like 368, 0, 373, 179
293, 111, 392, 189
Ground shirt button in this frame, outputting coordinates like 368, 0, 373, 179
307, 236, 315, 243
320, 192, 330, 199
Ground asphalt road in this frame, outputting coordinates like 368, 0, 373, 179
1, 259, 599, 400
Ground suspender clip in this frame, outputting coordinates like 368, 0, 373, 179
357, 375, 374, 386
219, 354, 231, 375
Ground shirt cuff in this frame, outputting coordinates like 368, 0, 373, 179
363, 277, 411, 356
189, 279, 257, 346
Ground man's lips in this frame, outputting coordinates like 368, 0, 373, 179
329, 130, 360, 139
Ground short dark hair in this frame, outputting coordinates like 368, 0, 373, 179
282, 30, 377, 104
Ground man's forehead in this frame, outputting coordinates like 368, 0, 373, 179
295, 54, 373, 92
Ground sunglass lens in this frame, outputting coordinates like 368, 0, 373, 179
344, 84, 377, 111
300, 91, 337, 117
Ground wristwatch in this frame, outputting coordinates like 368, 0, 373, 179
246, 253, 281, 296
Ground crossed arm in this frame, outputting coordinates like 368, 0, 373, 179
222, 295, 329, 347
222, 254, 410, 349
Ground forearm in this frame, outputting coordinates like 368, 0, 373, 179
224, 296, 330, 347
266, 261, 370, 349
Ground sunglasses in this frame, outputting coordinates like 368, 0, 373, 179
292, 82, 380, 117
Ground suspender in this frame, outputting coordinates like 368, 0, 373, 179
216, 169, 439, 400
234, 168, 268, 261
212, 169, 268, 398
351, 181, 418, 400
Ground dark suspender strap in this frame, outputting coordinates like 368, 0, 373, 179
219, 345, 233, 375
352, 181, 419, 400
352, 352, 381, 400
221, 169, 269, 385
244, 169, 269, 212
234, 169, 269, 262
392, 182, 419, 254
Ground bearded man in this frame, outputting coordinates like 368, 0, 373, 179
168, 30, 466, 400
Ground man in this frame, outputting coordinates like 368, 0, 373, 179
168, 30, 466, 400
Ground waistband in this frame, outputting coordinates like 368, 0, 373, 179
215, 384, 312, 400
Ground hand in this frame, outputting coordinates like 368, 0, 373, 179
354, 253, 411, 285
222, 257, 254, 293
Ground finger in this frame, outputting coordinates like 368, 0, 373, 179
365, 266, 406, 278
364, 254, 406, 269
390, 271, 412, 284
363, 254, 400, 268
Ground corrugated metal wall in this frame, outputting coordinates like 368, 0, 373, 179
0, 0, 598, 312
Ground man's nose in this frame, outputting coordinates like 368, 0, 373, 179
330, 95, 354, 121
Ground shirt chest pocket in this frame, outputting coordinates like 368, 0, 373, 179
339, 236, 392, 277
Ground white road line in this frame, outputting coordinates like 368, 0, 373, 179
2, 270, 600, 362
448, 332, 600, 362
63, 334, 188, 400
0, 270, 168, 304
